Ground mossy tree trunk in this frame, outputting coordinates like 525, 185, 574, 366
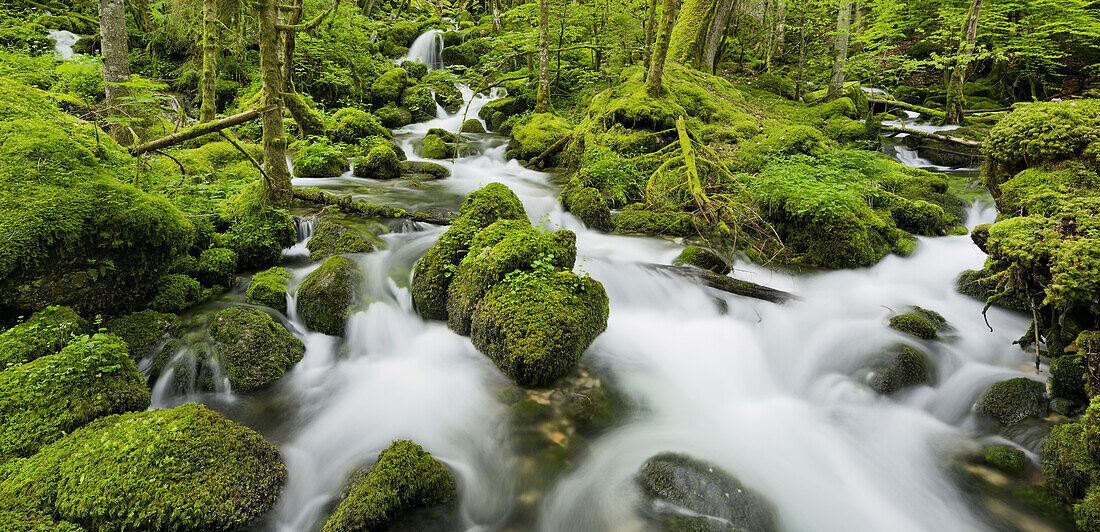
945, 0, 983, 125
535, 0, 551, 113
491, 0, 502, 32
642, 0, 659, 76
665, 0, 716, 69
765, 0, 785, 69
258, 0, 292, 205
281, 0, 304, 91
98, 0, 133, 145
828, 0, 852, 99
200, 0, 218, 122
795, 2, 806, 99
702, 0, 735, 73
646, 0, 681, 97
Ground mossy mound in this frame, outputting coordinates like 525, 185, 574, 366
471, 270, 608, 387
371, 67, 408, 105
461, 119, 486, 133
861, 344, 935, 395
208, 307, 305, 392
673, 246, 730, 275
246, 267, 292, 313
401, 84, 437, 122
0, 306, 89, 370
353, 139, 403, 180
889, 314, 938, 340
375, 104, 412, 128
613, 208, 696, 236
293, 137, 350, 178
196, 247, 238, 288
216, 188, 298, 269
297, 256, 361, 336
0, 334, 150, 462
307, 220, 374, 261
983, 444, 1027, 475
975, 377, 1048, 425
955, 268, 1029, 310
0, 403, 285, 530
509, 113, 571, 163
0, 78, 194, 317
983, 100, 1100, 188
478, 96, 531, 132
103, 310, 181, 362
149, 273, 203, 312
331, 108, 390, 143
419, 133, 454, 159
402, 161, 450, 179
321, 440, 455, 532
560, 178, 612, 232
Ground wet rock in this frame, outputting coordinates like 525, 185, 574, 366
297, 256, 361, 336
636, 453, 778, 532
331, 108, 390, 143
208, 307, 304, 392
982, 444, 1027, 475
956, 268, 1029, 310
1049, 353, 1088, 403
104, 310, 181, 361
674, 246, 731, 275
402, 160, 450, 179
246, 267, 292, 313
196, 247, 238, 288
306, 220, 374, 261
862, 343, 935, 395
460, 119, 486, 133
353, 138, 402, 180
975, 378, 1048, 425
560, 179, 612, 232
888, 306, 948, 340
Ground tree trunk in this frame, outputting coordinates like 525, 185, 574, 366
281, 0, 304, 91
702, 0, 735, 73
200, 0, 218, 122
646, 0, 681, 96
642, 0, 659, 76
774, 0, 786, 44
828, 0, 852, 98
665, 0, 716, 69
761, 0, 773, 68
258, 0, 292, 205
945, 0, 983, 124
98, 0, 133, 145
795, 2, 805, 99
535, 0, 551, 112
491, 0, 501, 32
135, 0, 155, 32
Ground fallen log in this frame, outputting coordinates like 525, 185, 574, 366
868, 98, 945, 119
528, 134, 571, 168
292, 187, 452, 225
643, 264, 794, 304
961, 107, 1014, 115
881, 126, 984, 148
130, 105, 276, 155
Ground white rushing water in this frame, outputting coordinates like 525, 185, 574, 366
150, 44, 1044, 531
47, 29, 78, 59
404, 29, 445, 70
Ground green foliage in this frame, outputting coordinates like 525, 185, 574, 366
149, 274, 202, 313
209, 307, 305, 392
246, 267, 292, 313
331, 108, 391, 143
293, 136, 349, 178
196, 247, 238, 288
297, 256, 360, 336
0, 403, 285, 531
0, 306, 89, 370
401, 84, 437, 121
103, 310, 181, 362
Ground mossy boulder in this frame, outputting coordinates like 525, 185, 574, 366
208, 307, 305, 392
297, 256, 361, 336
103, 310, 181, 361
374, 104, 412, 128
401, 84, 437, 122
0, 306, 89, 370
509, 113, 571, 163
0, 78, 194, 318
353, 141, 402, 179
860, 344, 935, 395
975, 377, 1048, 424
470, 270, 608, 387
1051, 352, 1087, 403
371, 67, 408, 105
293, 138, 349, 177
888, 313, 938, 340
306, 220, 374, 261
217, 197, 298, 269
1043, 422, 1100, 499
461, 119, 486, 133
956, 268, 1029, 310
613, 208, 696, 236
636, 453, 778, 532
478, 96, 531, 132
674, 246, 731, 275
982, 444, 1027, 475
196, 247, 238, 288
331, 107, 390, 143
321, 440, 455, 532
149, 273, 202, 312
246, 267, 292, 313
419, 133, 454, 159
401, 161, 450, 179
0, 403, 286, 530
560, 179, 612, 232
0, 333, 150, 462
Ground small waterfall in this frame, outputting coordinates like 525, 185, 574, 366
404, 30, 445, 70
47, 29, 79, 59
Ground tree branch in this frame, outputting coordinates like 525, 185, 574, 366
130, 105, 276, 155
276, 0, 341, 31
881, 125, 984, 147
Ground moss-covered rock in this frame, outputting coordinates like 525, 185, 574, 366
401, 84, 437, 122
0, 78, 194, 318
196, 247, 238, 288
613, 208, 696, 236
673, 246, 731, 275
217, 191, 298, 269
0, 306, 89, 370
307, 220, 374, 261
419, 133, 454, 159
371, 67, 408, 105
331, 108, 390, 143
1043, 422, 1100, 499
956, 268, 1029, 310
0, 403, 285, 530
246, 267, 291, 313
1051, 354, 1088, 402
353, 139, 403, 180
0, 333, 149, 462
321, 440, 455, 532
636, 452, 778, 532
976, 377, 1048, 424
103, 310, 181, 362
470, 270, 608, 387
983, 444, 1027, 475
510, 113, 571, 163
401, 161, 450, 179
560, 179, 612, 232
208, 307, 304, 392
293, 137, 349, 177
861, 344, 935, 395
888, 313, 938, 340
374, 104, 412, 128
149, 273, 202, 312
297, 256, 361, 336
478, 96, 531, 132
461, 119, 486, 133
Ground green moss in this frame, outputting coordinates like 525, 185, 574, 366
613, 209, 696, 236
1043, 422, 1100, 499
1051, 354, 1088, 401
478, 96, 531, 132
307, 220, 374, 261
0, 306, 89, 370
975, 377, 1048, 425
371, 68, 408, 105
574, 146, 648, 208
889, 313, 938, 340
0, 505, 84, 531
374, 104, 412, 128
353, 141, 402, 179
983, 100, 1100, 187
321, 440, 455, 532
196, 247, 238, 288
294, 137, 349, 178
0, 403, 285, 530
461, 119, 486, 133
673, 246, 730, 275
510, 113, 571, 161
246, 267, 292, 313
997, 162, 1100, 217
560, 180, 612, 232
149, 274, 202, 312
331, 108, 390, 143
399, 61, 428, 80
411, 183, 528, 320
470, 270, 609, 387
420, 133, 453, 159
983, 444, 1027, 475
218, 186, 298, 269
209, 307, 305, 392
401, 84, 437, 122
402, 161, 450, 179
103, 310, 180, 362
1077, 485, 1100, 531
297, 256, 361, 336
0, 333, 149, 463
424, 72, 463, 113
864, 344, 935, 395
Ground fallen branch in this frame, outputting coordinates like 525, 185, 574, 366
643, 264, 794, 303
292, 187, 452, 225
130, 105, 276, 155
528, 134, 570, 168
868, 98, 945, 119
881, 126, 984, 147
961, 107, 1014, 115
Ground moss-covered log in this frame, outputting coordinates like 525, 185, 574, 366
130, 105, 277, 155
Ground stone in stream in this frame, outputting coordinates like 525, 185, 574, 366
460, 118, 486, 133
322, 440, 455, 532
0, 403, 286, 531
674, 246, 732, 275
103, 309, 182, 361
246, 266, 292, 313
974, 377, 1048, 425
401, 160, 450, 180
636, 453, 778, 532
306, 219, 374, 261
353, 138, 403, 180
860, 343, 936, 395
560, 177, 613, 232
208, 306, 304, 392
297, 255, 362, 336
888, 306, 949, 340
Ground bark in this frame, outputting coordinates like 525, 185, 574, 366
529, 135, 571, 168
945, 0, 983, 125
665, 0, 716, 68
702, 0, 735, 73
795, 3, 805, 99
642, 0, 660, 76
282, 0, 304, 90
645, 0, 681, 97
258, 0, 292, 205
200, 0, 218, 122
130, 105, 277, 155
98, 0, 133, 145
828, 0, 852, 98
868, 98, 945, 121
491, 0, 501, 32
761, 0, 773, 67
643, 264, 794, 303
535, 0, 551, 113
774, 0, 786, 44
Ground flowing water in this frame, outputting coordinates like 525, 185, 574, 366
148, 37, 1050, 531
47, 29, 78, 59
405, 29, 446, 70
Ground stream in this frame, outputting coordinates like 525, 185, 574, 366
147, 34, 1045, 532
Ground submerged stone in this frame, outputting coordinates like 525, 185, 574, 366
402, 160, 451, 179
297, 256, 361, 336
208, 307, 305, 392
674, 246, 731, 275
975, 377, 1048, 425
863, 344, 935, 395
